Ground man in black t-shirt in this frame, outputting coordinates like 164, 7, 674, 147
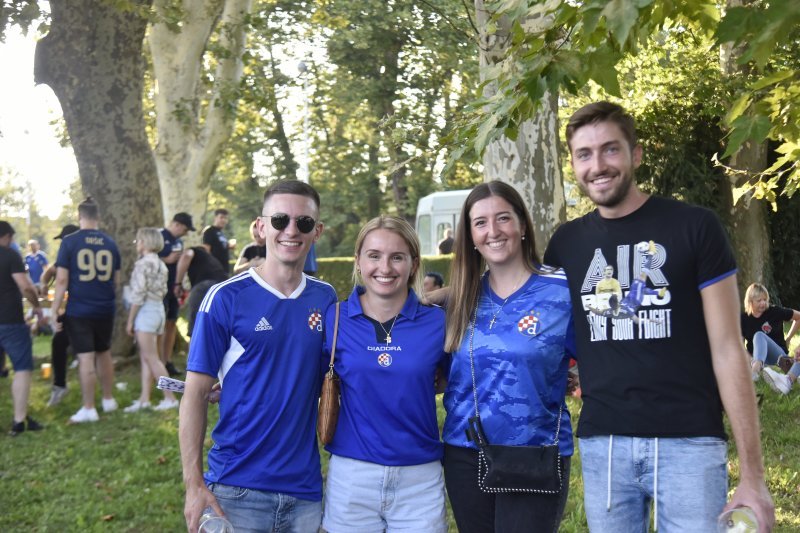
173, 246, 228, 336
202, 208, 235, 274
544, 102, 773, 531
0, 221, 45, 436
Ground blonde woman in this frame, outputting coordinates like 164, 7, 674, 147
742, 282, 800, 395
124, 228, 178, 412
321, 216, 449, 533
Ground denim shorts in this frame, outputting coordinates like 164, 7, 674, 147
209, 482, 321, 533
579, 435, 728, 533
0, 323, 34, 371
323, 454, 447, 533
134, 300, 166, 334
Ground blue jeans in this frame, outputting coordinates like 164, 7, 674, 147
753, 331, 800, 378
209, 483, 321, 533
579, 435, 727, 533
0, 323, 33, 371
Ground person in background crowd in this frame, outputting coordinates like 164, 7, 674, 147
322, 216, 449, 533
233, 219, 266, 275
124, 228, 179, 413
173, 245, 228, 337
438, 227, 454, 255
742, 282, 800, 395
50, 197, 122, 424
0, 221, 45, 436
159, 212, 194, 378
442, 181, 575, 533
544, 101, 773, 531
179, 180, 335, 532
25, 239, 48, 286
423, 271, 444, 294
40, 224, 79, 407
202, 208, 235, 275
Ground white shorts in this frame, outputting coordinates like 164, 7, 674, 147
134, 300, 166, 335
323, 454, 447, 533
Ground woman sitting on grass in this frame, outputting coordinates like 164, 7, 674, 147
742, 282, 800, 395
124, 228, 179, 412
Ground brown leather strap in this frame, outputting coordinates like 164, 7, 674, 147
327, 302, 341, 370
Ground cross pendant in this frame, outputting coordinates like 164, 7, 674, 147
386, 334, 392, 344
489, 317, 496, 329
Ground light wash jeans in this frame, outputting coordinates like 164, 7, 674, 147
322, 454, 447, 533
209, 482, 321, 533
579, 435, 727, 533
753, 331, 800, 378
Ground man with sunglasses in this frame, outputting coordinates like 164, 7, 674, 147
179, 180, 337, 533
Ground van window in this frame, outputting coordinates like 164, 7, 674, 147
418, 215, 431, 254
437, 222, 453, 242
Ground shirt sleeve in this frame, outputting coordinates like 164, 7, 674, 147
186, 293, 232, 378
694, 208, 737, 290
128, 260, 148, 306
202, 228, 214, 246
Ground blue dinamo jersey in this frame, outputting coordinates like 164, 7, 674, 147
25, 251, 48, 284
443, 268, 576, 456
56, 229, 121, 318
187, 271, 337, 501
323, 287, 450, 466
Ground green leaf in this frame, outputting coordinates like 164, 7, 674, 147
601, 0, 641, 46
724, 93, 752, 126
723, 115, 772, 158
749, 69, 795, 92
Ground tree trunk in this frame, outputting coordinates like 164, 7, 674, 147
34, 0, 162, 357
720, 0, 772, 293
149, 0, 254, 226
475, 0, 565, 255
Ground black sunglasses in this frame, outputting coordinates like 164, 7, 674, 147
263, 213, 317, 234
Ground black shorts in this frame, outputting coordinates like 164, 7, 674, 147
164, 292, 179, 321
64, 315, 114, 354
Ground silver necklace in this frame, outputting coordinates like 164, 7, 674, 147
488, 273, 525, 329
377, 315, 399, 344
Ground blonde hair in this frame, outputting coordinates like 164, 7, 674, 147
744, 283, 769, 315
352, 215, 423, 296
136, 227, 164, 254
445, 181, 544, 353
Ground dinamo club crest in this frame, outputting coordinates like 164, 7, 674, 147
517, 311, 540, 337
308, 309, 323, 332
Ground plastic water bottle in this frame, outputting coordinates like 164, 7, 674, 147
198, 507, 234, 533
717, 507, 758, 533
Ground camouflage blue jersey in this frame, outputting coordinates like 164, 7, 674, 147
443, 268, 576, 455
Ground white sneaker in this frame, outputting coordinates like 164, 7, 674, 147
47, 385, 69, 407
123, 400, 152, 413
762, 367, 792, 395
153, 398, 179, 411
101, 398, 118, 413
69, 407, 99, 424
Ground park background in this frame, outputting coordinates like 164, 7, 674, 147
1, 1, 799, 531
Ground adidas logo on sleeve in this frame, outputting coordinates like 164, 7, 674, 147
255, 317, 273, 331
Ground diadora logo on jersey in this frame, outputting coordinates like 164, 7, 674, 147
517, 310, 541, 337
377, 353, 392, 367
255, 317, 273, 331
761, 322, 772, 334
308, 309, 323, 332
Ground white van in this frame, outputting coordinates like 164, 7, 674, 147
415, 189, 470, 256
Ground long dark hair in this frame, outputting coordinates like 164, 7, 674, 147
444, 180, 542, 352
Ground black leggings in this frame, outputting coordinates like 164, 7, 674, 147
443, 444, 570, 533
51, 327, 70, 388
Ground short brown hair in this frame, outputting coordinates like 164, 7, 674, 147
566, 101, 637, 151
78, 197, 100, 220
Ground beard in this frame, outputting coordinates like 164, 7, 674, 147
579, 169, 635, 209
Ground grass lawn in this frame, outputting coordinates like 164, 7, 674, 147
1, 333, 798, 532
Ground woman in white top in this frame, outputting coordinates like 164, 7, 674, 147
124, 227, 178, 412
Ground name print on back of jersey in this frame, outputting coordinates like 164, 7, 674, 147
580, 241, 672, 342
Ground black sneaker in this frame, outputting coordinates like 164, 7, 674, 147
165, 362, 182, 377
9, 416, 43, 437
